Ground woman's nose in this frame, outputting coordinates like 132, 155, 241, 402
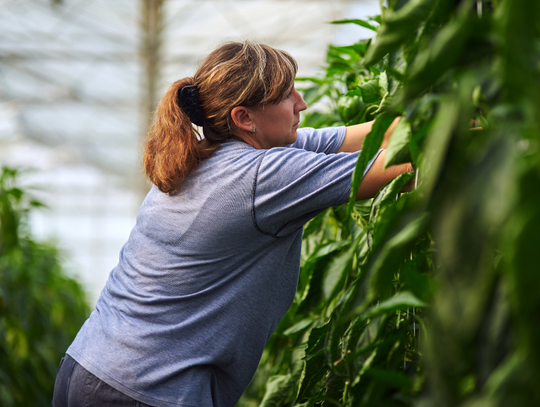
295, 91, 308, 112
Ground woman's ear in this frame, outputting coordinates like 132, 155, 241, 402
231, 106, 254, 132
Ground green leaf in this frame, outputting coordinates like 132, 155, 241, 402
297, 324, 330, 401
369, 172, 414, 230
322, 237, 361, 301
345, 211, 427, 319
347, 112, 398, 216
379, 71, 389, 97
373, 91, 393, 115
364, 367, 412, 388
327, 45, 361, 73
384, 117, 413, 168
505, 163, 540, 377
323, 371, 345, 406
337, 95, 366, 123
359, 79, 380, 104
297, 259, 330, 315
345, 88, 362, 98
305, 323, 329, 357
387, 50, 407, 86
369, 213, 428, 298
283, 318, 315, 337
295, 398, 344, 407
331, 19, 378, 32
405, 13, 485, 98
418, 73, 477, 203
400, 251, 434, 302
409, 116, 433, 165
417, 97, 460, 201
309, 241, 350, 262
360, 291, 427, 321
303, 210, 328, 238
260, 369, 302, 407
363, 0, 434, 65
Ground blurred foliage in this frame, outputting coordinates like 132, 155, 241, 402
238, 0, 540, 406
0, 167, 90, 406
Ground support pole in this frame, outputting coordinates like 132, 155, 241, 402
137, 0, 165, 203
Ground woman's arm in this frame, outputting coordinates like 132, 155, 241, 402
356, 150, 414, 200
338, 117, 401, 153
337, 117, 413, 199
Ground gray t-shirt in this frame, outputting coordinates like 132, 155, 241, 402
67, 126, 379, 407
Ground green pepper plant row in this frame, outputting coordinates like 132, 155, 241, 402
238, 0, 540, 406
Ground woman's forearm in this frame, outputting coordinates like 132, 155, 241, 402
356, 149, 414, 200
338, 117, 401, 153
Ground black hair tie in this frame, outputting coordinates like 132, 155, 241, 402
178, 85, 205, 127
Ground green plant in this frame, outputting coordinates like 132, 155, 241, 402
0, 167, 90, 406
238, 0, 540, 406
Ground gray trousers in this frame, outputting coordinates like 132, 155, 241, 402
52, 354, 153, 407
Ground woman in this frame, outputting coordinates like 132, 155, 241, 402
53, 41, 411, 407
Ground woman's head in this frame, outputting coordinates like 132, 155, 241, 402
195, 41, 299, 141
144, 41, 300, 194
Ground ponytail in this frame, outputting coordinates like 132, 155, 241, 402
143, 78, 218, 194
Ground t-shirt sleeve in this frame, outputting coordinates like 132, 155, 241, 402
252, 147, 382, 237
288, 126, 346, 154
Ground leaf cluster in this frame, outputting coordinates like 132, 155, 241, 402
0, 167, 90, 406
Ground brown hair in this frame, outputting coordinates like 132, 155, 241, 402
143, 41, 298, 194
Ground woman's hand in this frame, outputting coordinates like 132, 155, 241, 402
336, 118, 414, 200
356, 150, 414, 201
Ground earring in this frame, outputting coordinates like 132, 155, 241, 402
252, 127, 257, 136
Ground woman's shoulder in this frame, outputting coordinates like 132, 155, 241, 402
290, 126, 346, 153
